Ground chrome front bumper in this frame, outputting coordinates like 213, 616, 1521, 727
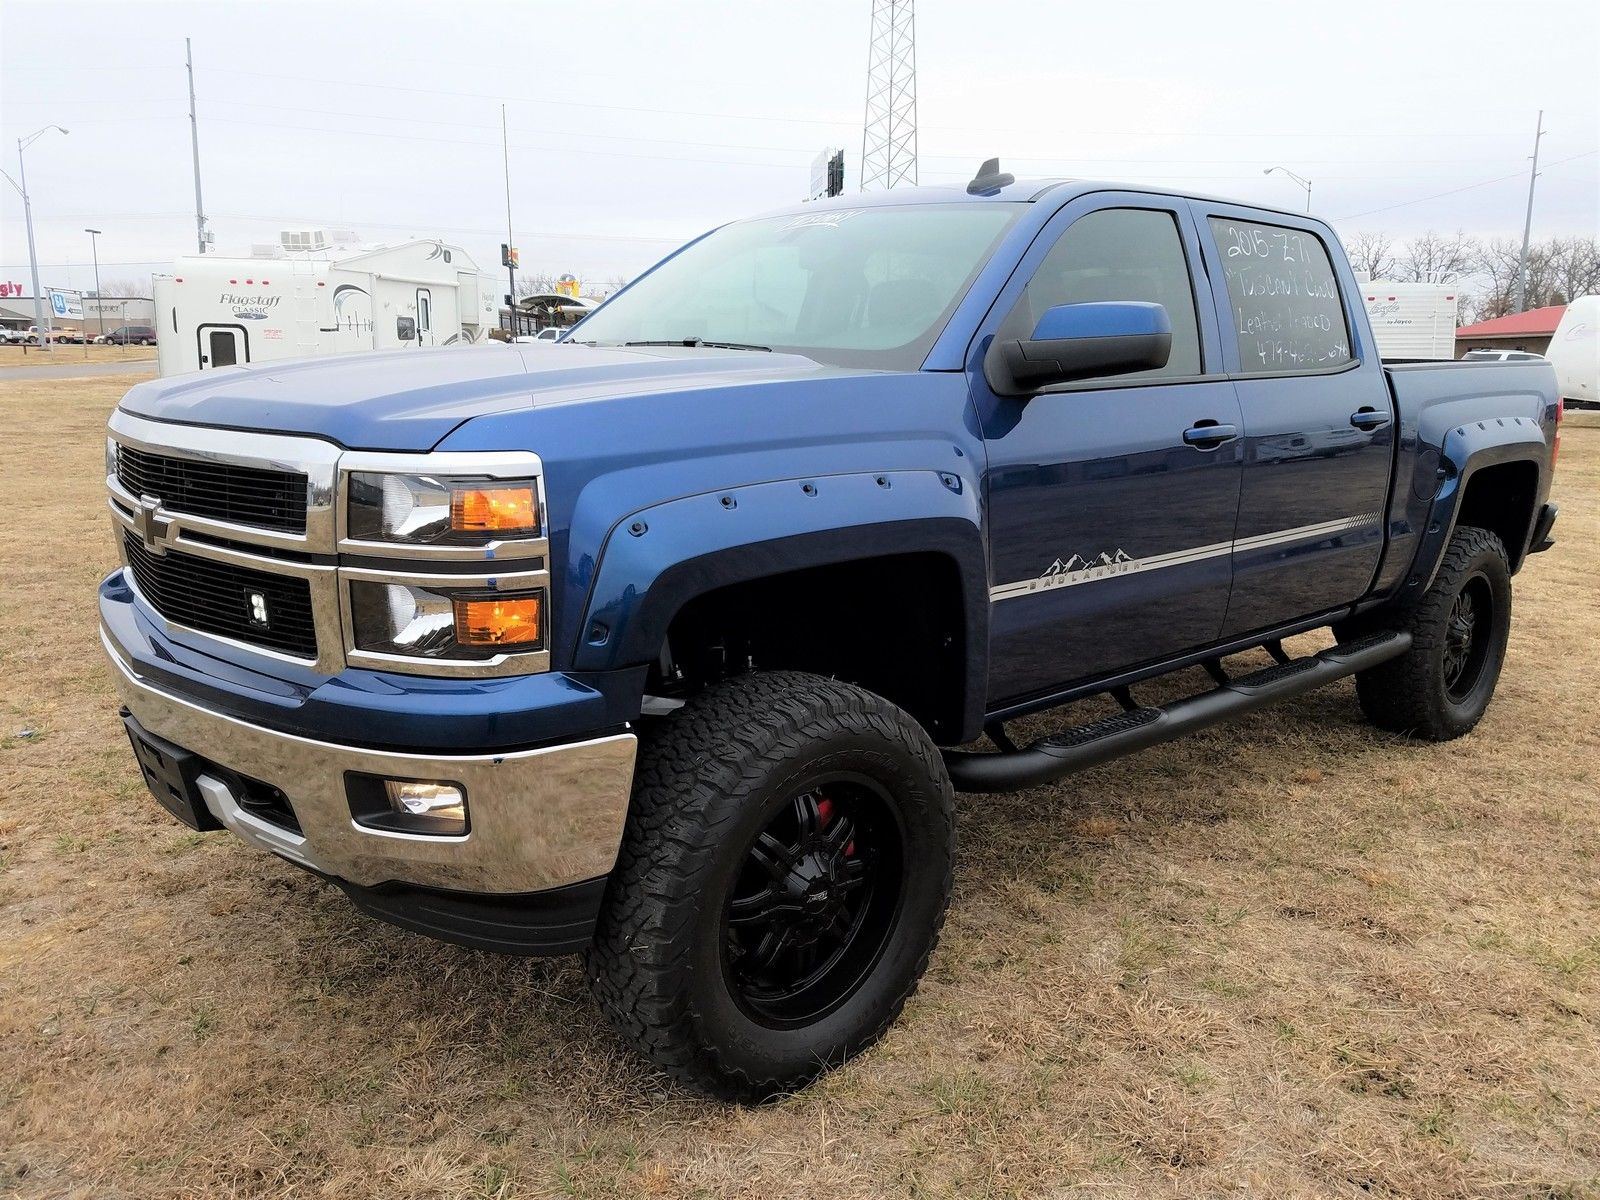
103, 628, 637, 893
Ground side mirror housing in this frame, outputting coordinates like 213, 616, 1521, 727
987, 301, 1172, 396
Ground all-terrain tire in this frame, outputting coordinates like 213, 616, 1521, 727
584, 670, 955, 1101
1352, 525, 1512, 741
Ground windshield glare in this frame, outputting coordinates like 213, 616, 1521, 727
573, 202, 1024, 370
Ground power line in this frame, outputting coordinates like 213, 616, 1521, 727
19, 94, 1580, 173
1334, 150, 1595, 220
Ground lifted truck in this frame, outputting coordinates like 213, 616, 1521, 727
100, 164, 1559, 1100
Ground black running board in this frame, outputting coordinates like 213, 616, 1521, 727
944, 631, 1411, 793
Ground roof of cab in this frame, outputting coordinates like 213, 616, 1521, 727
760, 177, 1321, 225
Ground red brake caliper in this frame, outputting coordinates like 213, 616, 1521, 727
815, 796, 855, 857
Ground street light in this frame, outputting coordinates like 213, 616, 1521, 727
15, 125, 70, 347
1263, 165, 1312, 213
85, 228, 104, 340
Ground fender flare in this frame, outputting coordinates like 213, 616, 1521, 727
1407, 415, 1548, 592
571, 468, 989, 740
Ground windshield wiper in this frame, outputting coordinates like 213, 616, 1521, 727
623, 337, 771, 352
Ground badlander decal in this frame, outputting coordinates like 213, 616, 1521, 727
1034, 550, 1135, 590
989, 514, 1382, 603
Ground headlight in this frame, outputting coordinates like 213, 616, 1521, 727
106, 437, 119, 479
346, 472, 540, 546
349, 581, 545, 660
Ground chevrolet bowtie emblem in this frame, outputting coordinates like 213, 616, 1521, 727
133, 494, 172, 553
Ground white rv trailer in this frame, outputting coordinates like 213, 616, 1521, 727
1359, 281, 1460, 360
1547, 295, 1598, 409
152, 233, 498, 377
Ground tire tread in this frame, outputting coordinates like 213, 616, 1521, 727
584, 670, 953, 1100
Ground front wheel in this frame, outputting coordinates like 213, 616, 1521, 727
585, 670, 954, 1101
1352, 525, 1512, 741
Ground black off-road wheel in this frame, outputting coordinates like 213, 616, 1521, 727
1351, 525, 1512, 741
584, 671, 954, 1101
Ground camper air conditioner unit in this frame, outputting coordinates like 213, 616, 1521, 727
280, 229, 331, 253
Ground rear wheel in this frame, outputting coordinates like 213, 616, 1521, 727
1351, 525, 1511, 741
585, 670, 954, 1101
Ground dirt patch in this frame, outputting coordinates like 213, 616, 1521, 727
1, 373, 1596, 1198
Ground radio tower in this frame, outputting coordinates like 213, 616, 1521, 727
860, 0, 917, 190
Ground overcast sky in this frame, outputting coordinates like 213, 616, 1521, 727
3, 0, 1597, 297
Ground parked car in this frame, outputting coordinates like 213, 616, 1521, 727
533, 326, 564, 341
0, 327, 25, 345
99, 167, 1560, 1101
105, 325, 158, 346
1462, 349, 1546, 362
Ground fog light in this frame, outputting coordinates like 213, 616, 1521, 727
386, 780, 466, 824
347, 773, 468, 836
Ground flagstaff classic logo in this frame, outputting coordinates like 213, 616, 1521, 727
220, 292, 281, 320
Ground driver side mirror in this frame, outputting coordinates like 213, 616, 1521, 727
987, 301, 1172, 396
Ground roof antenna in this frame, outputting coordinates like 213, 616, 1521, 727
967, 157, 1014, 195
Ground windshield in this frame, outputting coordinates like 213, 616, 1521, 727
573, 202, 1025, 370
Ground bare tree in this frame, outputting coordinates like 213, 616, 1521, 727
1395, 230, 1477, 284
1546, 236, 1600, 305
1461, 236, 1596, 321
100, 277, 149, 298
515, 273, 560, 298
1345, 230, 1396, 281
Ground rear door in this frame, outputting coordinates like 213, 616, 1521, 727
1191, 204, 1394, 636
973, 194, 1244, 704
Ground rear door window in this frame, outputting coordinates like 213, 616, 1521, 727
1207, 217, 1352, 373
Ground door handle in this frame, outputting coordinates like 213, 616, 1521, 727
1182, 421, 1239, 448
1350, 407, 1391, 431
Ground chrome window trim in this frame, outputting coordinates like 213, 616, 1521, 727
339, 563, 553, 677
335, 449, 549, 564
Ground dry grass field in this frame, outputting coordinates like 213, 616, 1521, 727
0, 345, 156, 369
1, 373, 1596, 1200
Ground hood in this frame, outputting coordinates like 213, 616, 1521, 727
117, 342, 854, 451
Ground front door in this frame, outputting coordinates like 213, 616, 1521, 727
415, 288, 434, 346
974, 198, 1245, 706
1192, 206, 1394, 637
197, 324, 246, 370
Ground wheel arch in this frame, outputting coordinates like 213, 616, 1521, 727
1405, 421, 1549, 596
571, 469, 989, 744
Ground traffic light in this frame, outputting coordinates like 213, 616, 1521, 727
501, 243, 519, 269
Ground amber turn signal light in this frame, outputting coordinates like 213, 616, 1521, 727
450, 485, 538, 535
452, 594, 543, 648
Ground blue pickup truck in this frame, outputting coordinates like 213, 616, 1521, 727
101, 164, 1560, 1099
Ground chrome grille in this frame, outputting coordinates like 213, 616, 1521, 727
115, 444, 309, 534
123, 531, 318, 658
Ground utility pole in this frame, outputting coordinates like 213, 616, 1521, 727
85, 228, 104, 339
186, 37, 209, 254
501, 103, 517, 335
1513, 109, 1544, 314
